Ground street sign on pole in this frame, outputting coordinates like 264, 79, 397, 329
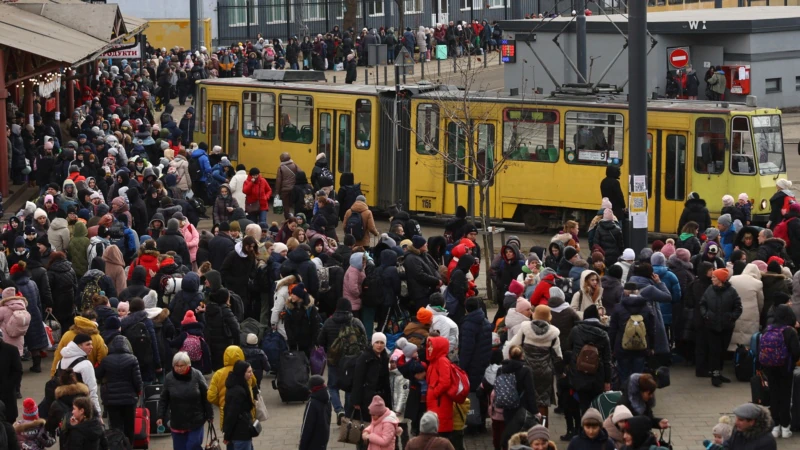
395, 47, 415, 75
668, 47, 690, 69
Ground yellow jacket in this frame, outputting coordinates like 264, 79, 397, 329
452, 397, 471, 432
207, 345, 257, 428
49, 316, 109, 377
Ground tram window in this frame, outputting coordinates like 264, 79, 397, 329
416, 104, 439, 154
355, 99, 372, 149
477, 123, 495, 179
279, 94, 313, 143
753, 115, 784, 175
242, 91, 275, 139
502, 109, 559, 162
318, 113, 332, 160
446, 122, 468, 183
695, 117, 727, 174
211, 104, 222, 149
228, 104, 239, 161
564, 111, 624, 166
666, 134, 687, 201
338, 114, 352, 173
198, 88, 206, 133
730, 116, 755, 175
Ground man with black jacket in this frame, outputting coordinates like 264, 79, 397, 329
208, 222, 236, 270
403, 236, 442, 312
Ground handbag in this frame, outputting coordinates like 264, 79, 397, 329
658, 427, 673, 449
255, 394, 269, 422
204, 422, 221, 450
310, 346, 327, 376
241, 412, 262, 437
273, 195, 284, 215
246, 184, 261, 214
337, 411, 364, 444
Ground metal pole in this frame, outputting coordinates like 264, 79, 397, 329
576, 0, 587, 82
66, 68, 75, 114
0, 48, 8, 197
365, 68, 369, 84
391, 65, 400, 205
384, 65, 387, 85
190, 0, 199, 51
628, 0, 647, 253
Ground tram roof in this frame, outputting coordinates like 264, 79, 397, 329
199, 77, 383, 95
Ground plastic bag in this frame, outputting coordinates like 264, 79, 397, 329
310, 346, 327, 376
273, 196, 283, 215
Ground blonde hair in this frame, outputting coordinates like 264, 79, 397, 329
565, 220, 579, 232
287, 237, 300, 252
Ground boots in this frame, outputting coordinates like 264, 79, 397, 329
712, 371, 723, 387
30, 353, 41, 373
773, 426, 781, 438
781, 426, 792, 438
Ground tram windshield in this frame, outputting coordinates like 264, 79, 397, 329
753, 115, 784, 175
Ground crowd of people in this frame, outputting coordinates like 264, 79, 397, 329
1, 36, 799, 450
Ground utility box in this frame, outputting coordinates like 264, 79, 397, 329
368, 44, 388, 66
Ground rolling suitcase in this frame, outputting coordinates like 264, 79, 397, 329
143, 384, 169, 435
272, 350, 310, 403
133, 405, 151, 449
750, 370, 770, 407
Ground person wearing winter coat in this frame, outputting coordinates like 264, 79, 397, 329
207, 223, 236, 271
14, 397, 55, 450
200, 287, 240, 371
627, 263, 673, 360
47, 217, 70, 253
158, 351, 214, 448
228, 165, 248, 209
602, 404, 633, 449
281, 244, 320, 297
45, 252, 78, 333
566, 408, 615, 450
620, 415, 658, 450
281, 283, 321, 356
458, 297, 492, 390
207, 346, 256, 430
310, 153, 333, 191
760, 305, 800, 438
423, 336, 457, 434
157, 219, 191, 266
213, 184, 239, 226
0, 292, 30, 357
617, 373, 667, 432
351, 332, 392, 422
362, 395, 400, 450
126, 241, 160, 288
567, 306, 613, 413
607, 283, 658, 385
342, 196, 380, 248
56, 335, 102, 415
426, 294, 459, 359
49, 314, 108, 377
220, 237, 258, 318
299, 375, 331, 450
221, 361, 256, 447
677, 192, 711, 234
9, 263, 48, 372
404, 236, 442, 312
101, 245, 127, 297
59, 396, 107, 450
649, 252, 681, 338
120, 298, 161, 383
571, 270, 604, 320
699, 268, 743, 387
497, 344, 538, 446
594, 210, 623, 267
95, 335, 143, 443
727, 263, 763, 351
405, 411, 455, 450
20, 250, 53, 319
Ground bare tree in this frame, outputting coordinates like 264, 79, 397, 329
343, 0, 358, 32
394, 0, 405, 35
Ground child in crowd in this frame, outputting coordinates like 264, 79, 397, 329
14, 398, 55, 450
395, 337, 427, 434
116, 301, 129, 318
567, 408, 615, 449
711, 415, 733, 445
242, 333, 270, 387
737, 193, 752, 225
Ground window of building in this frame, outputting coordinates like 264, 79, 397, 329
368, 1, 384, 15
416, 103, 439, 154
242, 91, 276, 139
405, 0, 423, 13
335, 1, 362, 19
486, 0, 503, 7
564, 111, 624, 166
355, 100, 372, 149
695, 117, 726, 174
766, 78, 782, 93
230, 0, 259, 26
446, 122, 468, 183
730, 116, 755, 175
459, 0, 475, 10
338, 114, 352, 173
665, 134, 687, 200
305, 2, 324, 20
198, 88, 206, 133
502, 109, 560, 162
279, 94, 313, 143
265, 0, 287, 23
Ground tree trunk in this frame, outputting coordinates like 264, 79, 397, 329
479, 186, 495, 305
395, 0, 405, 35
344, 0, 358, 33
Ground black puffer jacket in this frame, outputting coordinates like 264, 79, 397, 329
208, 233, 235, 270
458, 308, 492, 391
203, 301, 240, 371
61, 418, 107, 450
127, 188, 149, 237
119, 266, 150, 302
282, 248, 320, 296
699, 282, 743, 332
567, 321, 612, 392
47, 258, 78, 324
677, 197, 711, 234
284, 297, 322, 353
376, 251, 401, 308
26, 257, 53, 309
317, 311, 367, 365
600, 166, 626, 218
403, 246, 441, 310
167, 272, 204, 329
222, 378, 254, 442
769, 189, 793, 229
159, 367, 213, 431
756, 237, 791, 265
595, 220, 623, 266
351, 348, 393, 415
157, 229, 191, 267
220, 244, 257, 309
95, 335, 143, 406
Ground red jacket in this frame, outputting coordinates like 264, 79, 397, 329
530, 273, 558, 306
128, 249, 161, 286
447, 240, 479, 279
426, 336, 454, 432
243, 176, 273, 211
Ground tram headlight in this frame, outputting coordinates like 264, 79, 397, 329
761, 199, 768, 210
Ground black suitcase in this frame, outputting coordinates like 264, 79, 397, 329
272, 351, 310, 403
792, 368, 800, 431
144, 385, 163, 400
751, 371, 770, 407
143, 385, 170, 435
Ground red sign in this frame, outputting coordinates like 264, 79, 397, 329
669, 48, 689, 68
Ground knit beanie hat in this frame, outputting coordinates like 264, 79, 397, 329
412, 235, 427, 249
515, 298, 532, 315
182, 310, 198, 325
167, 218, 180, 231
246, 333, 258, 345
230, 221, 241, 232
564, 246, 578, 261
395, 337, 418, 359
532, 305, 551, 322
722, 195, 735, 207
143, 290, 158, 309
712, 268, 730, 283
675, 248, 691, 263
291, 283, 307, 298
607, 264, 623, 280
774, 292, 791, 307
718, 213, 732, 228
23, 398, 38, 420
581, 408, 603, 426
368, 395, 388, 416
768, 261, 783, 274
420, 411, 439, 434
651, 240, 664, 253
621, 248, 635, 261
371, 332, 387, 345
712, 416, 733, 442
210, 288, 230, 304
601, 197, 612, 210
591, 251, 605, 264
73, 333, 92, 345
583, 304, 601, 321
309, 374, 326, 389
547, 287, 565, 307
416, 307, 433, 325
650, 252, 666, 267
611, 404, 633, 424
527, 425, 550, 443
660, 242, 676, 260
1, 287, 16, 299
508, 279, 524, 297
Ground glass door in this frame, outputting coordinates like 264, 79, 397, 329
228, 103, 239, 161
648, 129, 688, 233
210, 102, 223, 149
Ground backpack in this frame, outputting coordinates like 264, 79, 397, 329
622, 314, 647, 351
44, 356, 86, 403
328, 320, 366, 366
774, 218, 794, 248
123, 321, 154, 366
345, 210, 365, 240
5, 308, 31, 338
80, 274, 104, 312
448, 363, 470, 403
575, 343, 600, 375
188, 155, 202, 183
317, 266, 331, 294
180, 334, 204, 362
759, 325, 790, 368
493, 372, 520, 409
105, 429, 132, 450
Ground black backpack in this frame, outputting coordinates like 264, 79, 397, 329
123, 321, 153, 366
342, 183, 363, 210
345, 210, 365, 240
188, 155, 203, 183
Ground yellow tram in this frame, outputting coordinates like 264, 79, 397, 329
194, 77, 786, 234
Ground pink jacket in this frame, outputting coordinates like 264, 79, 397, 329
363, 409, 400, 450
343, 266, 365, 311
0, 296, 30, 355
181, 222, 200, 262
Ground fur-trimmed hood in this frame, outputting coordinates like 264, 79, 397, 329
275, 274, 297, 290
13, 418, 46, 433
55, 382, 90, 399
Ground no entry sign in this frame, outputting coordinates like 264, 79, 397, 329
668, 47, 690, 69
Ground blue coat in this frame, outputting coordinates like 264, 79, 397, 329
458, 309, 492, 391
190, 149, 211, 182
652, 265, 681, 325
14, 274, 49, 351
720, 228, 736, 262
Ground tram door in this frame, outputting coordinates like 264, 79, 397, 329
647, 129, 689, 233
318, 110, 353, 182
442, 120, 498, 216
209, 101, 240, 163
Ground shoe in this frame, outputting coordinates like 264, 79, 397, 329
29, 366, 41, 373
773, 426, 781, 438
559, 431, 574, 442
337, 412, 344, 426
719, 374, 732, 383
782, 426, 792, 438
711, 375, 722, 387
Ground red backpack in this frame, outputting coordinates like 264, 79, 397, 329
447, 363, 471, 403
774, 217, 795, 248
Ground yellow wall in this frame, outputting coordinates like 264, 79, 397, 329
143, 19, 212, 51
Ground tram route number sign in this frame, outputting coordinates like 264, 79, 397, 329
500, 40, 516, 63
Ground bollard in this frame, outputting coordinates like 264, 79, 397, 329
364, 68, 369, 85
333, 76, 337, 83
438, 58, 441, 77
484, 51, 487, 68
421, 58, 425, 80
384, 65, 388, 86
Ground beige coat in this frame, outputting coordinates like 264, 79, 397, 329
728, 263, 764, 351
228, 169, 248, 209
170, 155, 191, 191
342, 201, 379, 247
570, 270, 604, 320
